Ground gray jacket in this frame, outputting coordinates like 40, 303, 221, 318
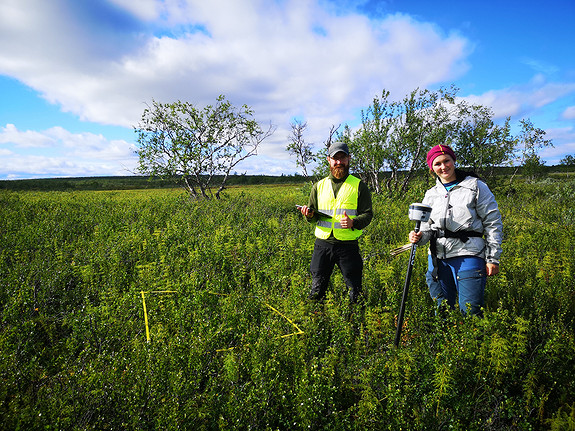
418, 175, 503, 264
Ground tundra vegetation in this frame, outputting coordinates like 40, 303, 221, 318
1, 175, 575, 430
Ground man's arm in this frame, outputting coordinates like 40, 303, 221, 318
304, 182, 319, 223
352, 181, 373, 230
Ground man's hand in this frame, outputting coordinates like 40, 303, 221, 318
341, 211, 353, 229
299, 205, 314, 218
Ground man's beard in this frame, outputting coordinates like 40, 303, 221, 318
330, 165, 349, 179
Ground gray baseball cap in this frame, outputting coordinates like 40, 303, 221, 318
328, 142, 349, 157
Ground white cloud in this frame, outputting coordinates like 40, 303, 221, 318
562, 106, 575, 120
0, 0, 471, 133
521, 57, 559, 75
0, 124, 54, 148
541, 127, 575, 157
0, 124, 137, 178
461, 76, 575, 119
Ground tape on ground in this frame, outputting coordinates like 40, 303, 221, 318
140, 290, 304, 347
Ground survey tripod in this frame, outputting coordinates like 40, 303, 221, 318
394, 203, 431, 347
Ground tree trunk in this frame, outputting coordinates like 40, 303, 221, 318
183, 176, 198, 199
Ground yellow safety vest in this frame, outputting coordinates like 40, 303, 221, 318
315, 175, 363, 240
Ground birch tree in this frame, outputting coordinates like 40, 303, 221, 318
135, 95, 275, 199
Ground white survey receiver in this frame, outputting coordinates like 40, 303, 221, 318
408, 203, 432, 224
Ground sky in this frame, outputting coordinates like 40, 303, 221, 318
0, 0, 574, 180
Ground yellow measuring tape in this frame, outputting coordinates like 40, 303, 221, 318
216, 302, 305, 352
140, 290, 304, 348
140, 290, 178, 343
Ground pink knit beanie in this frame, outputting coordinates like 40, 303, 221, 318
426, 144, 456, 169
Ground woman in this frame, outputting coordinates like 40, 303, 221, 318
409, 144, 503, 316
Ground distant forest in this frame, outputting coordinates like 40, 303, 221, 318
1, 165, 574, 192
0, 174, 309, 192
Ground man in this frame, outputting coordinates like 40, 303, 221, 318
299, 142, 373, 304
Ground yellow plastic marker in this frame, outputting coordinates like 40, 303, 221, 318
139, 290, 304, 347
140, 290, 178, 343
215, 297, 305, 352
264, 303, 304, 337
141, 291, 151, 343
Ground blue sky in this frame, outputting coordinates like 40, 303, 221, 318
1, 0, 574, 179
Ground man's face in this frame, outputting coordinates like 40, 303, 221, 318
328, 151, 350, 179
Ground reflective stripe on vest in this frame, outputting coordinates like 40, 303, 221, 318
314, 175, 362, 241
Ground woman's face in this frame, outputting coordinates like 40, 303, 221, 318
432, 154, 456, 183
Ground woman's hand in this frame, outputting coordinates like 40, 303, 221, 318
409, 230, 423, 243
486, 263, 499, 276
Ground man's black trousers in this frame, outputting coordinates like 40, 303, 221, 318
309, 238, 363, 303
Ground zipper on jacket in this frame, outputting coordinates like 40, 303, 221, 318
440, 186, 452, 260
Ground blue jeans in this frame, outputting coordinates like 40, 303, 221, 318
426, 255, 486, 316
